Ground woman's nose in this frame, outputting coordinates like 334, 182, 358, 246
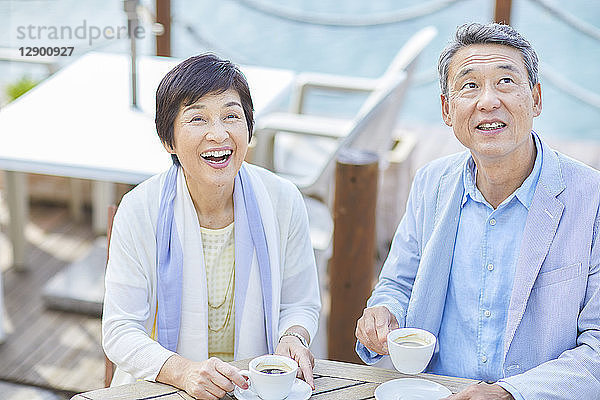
206, 122, 229, 142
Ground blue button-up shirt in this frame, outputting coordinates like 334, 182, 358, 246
429, 135, 542, 385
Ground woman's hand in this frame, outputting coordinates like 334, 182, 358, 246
275, 326, 315, 390
157, 355, 248, 400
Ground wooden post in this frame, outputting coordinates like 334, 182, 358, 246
156, 0, 171, 56
328, 149, 378, 363
494, 0, 512, 24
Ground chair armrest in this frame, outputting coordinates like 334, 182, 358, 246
296, 72, 379, 93
290, 73, 379, 113
256, 113, 352, 138
252, 113, 353, 169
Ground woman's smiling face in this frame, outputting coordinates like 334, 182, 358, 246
166, 88, 249, 189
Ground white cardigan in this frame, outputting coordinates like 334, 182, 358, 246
102, 163, 321, 385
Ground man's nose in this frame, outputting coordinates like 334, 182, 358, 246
477, 84, 501, 111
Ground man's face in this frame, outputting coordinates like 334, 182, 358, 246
441, 43, 542, 164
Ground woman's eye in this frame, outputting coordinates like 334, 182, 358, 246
190, 116, 205, 122
225, 113, 239, 120
462, 82, 477, 89
499, 77, 514, 84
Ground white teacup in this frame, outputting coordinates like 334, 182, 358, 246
239, 355, 298, 400
387, 328, 436, 375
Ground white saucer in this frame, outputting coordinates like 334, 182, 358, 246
233, 378, 312, 400
375, 378, 452, 400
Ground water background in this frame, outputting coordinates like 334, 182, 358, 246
1, 0, 599, 141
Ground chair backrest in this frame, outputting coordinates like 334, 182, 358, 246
104, 204, 117, 387
382, 26, 438, 82
302, 72, 408, 203
298, 27, 437, 204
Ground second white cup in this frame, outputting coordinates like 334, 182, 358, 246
387, 328, 436, 375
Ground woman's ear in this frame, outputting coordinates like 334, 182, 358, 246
162, 141, 175, 154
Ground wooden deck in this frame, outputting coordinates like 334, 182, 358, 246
0, 124, 598, 398
0, 202, 102, 397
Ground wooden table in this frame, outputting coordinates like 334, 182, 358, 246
71, 359, 477, 399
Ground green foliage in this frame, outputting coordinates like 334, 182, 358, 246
5, 76, 39, 102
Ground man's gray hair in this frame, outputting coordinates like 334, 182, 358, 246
438, 22, 539, 97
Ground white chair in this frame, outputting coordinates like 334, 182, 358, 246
288, 26, 437, 115
253, 72, 408, 205
252, 26, 437, 206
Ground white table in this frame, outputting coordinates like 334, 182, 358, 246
0, 52, 295, 269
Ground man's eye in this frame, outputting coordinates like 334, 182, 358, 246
462, 82, 477, 89
499, 77, 514, 84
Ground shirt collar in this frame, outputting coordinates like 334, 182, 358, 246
461, 132, 543, 210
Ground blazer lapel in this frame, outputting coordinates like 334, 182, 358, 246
503, 139, 565, 359
406, 165, 464, 335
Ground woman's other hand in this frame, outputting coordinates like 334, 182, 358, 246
157, 355, 248, 400
275, 326, 315, 390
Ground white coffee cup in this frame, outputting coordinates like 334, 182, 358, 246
239, 355, 298, 400
387, 328, 436, 374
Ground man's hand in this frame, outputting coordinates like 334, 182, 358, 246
355, 306, 399, 355
275, 326, 315, 390
442, 383, 515, 400
157, 355, 248, 400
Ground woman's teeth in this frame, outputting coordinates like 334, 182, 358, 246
201, 149, 232, 162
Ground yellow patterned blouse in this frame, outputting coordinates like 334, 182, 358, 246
200, 222, 235, 362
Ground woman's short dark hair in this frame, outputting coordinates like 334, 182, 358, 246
155, 53, 255, 165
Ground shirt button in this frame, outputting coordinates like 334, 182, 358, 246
481, 355, 488, 363
484, 310, 491, 317
487, 263, 494, 271
489, 218, 496, 226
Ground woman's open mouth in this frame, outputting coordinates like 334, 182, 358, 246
200, 149, 233, 168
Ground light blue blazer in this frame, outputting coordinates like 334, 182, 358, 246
358, 136, 600, 399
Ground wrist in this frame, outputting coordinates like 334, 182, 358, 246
157, 354, 189, 389
279, 331, 309, 348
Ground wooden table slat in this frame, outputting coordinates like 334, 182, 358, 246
313, 376, 361, 394
311, 382, 379, 400
71, 381, 179, 400
71, 358, 478, 399
314, 359, 475, 393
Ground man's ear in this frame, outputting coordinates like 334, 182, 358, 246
532, 82, 542, 117
441, 93, 452, 127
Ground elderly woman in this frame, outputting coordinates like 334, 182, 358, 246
102, 54, 321, 399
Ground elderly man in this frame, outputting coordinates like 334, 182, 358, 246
355, 22, 600, 400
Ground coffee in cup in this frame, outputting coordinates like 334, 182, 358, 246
239, 355, 298, 400
256, 363, 293, 375
387, 328, 436, 375
393, 333, 429, 347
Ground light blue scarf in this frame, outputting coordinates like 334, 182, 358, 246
155, 163, 274, 354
